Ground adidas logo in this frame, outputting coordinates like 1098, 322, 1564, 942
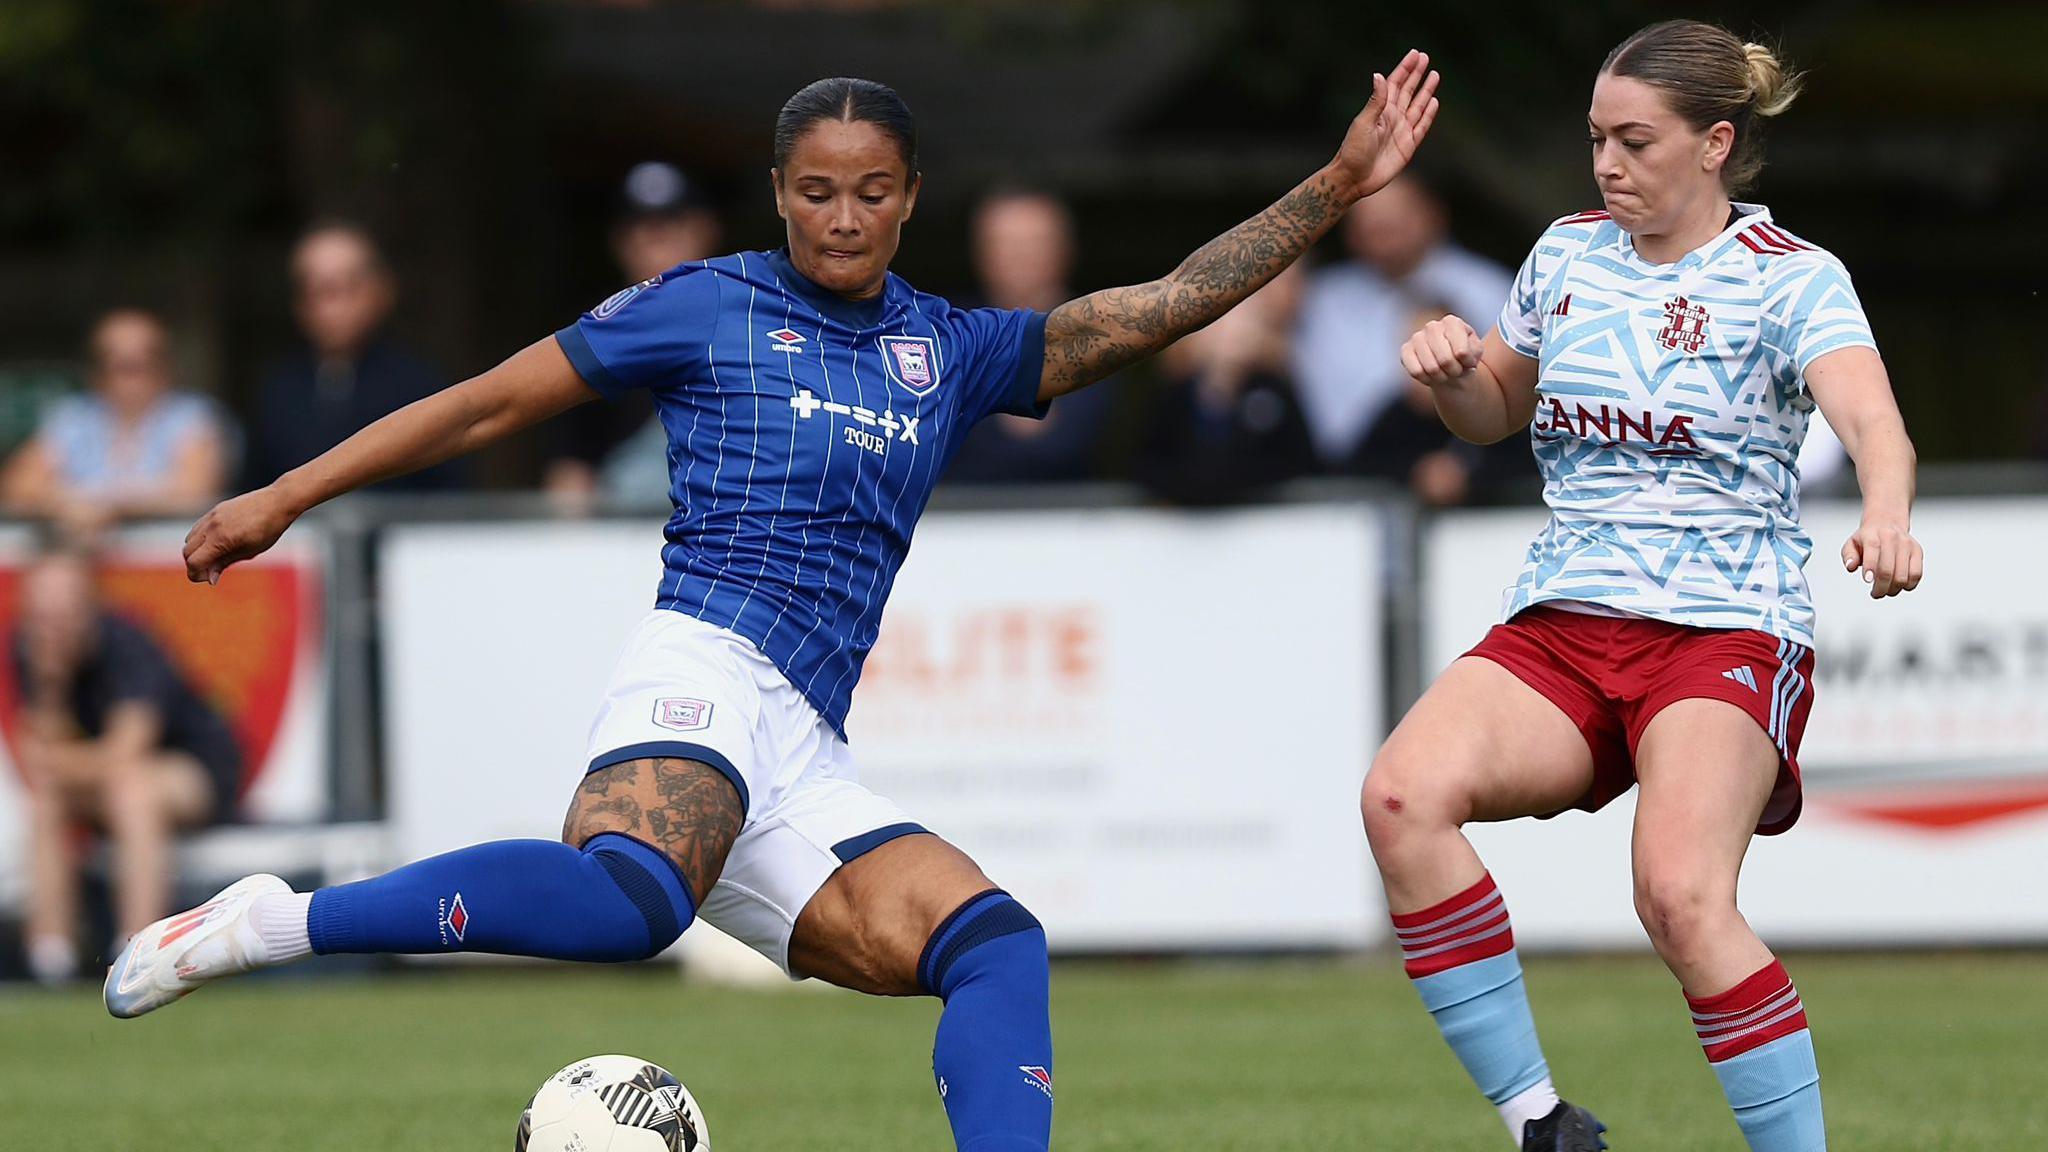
1721, 665, 1758, 692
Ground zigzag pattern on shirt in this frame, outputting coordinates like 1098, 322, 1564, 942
1493, 205, 1876, 649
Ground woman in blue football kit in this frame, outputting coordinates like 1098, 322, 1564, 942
114, 57, 1440, 1150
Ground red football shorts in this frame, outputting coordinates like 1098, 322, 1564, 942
1463, 604, 1815, 835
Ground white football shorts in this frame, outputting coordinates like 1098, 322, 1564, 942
583, 609, 924, 975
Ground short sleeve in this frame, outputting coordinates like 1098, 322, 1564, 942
941, 305, 1048, 425
554, 267, 721, 399
1764, 254, 1878, 375
1497, 241, 1545, 359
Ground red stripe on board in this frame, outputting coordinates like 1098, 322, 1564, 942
1828, 783, 2048, 831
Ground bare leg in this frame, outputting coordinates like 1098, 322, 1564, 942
1361, 656, 1597, 912
1633, 698, 1824, 1150
788, 832, 997, 994
560, 756, 743, 906
23, 747, 82, 975
102, 753, 214, 937
1630, 698, 1778, 993
790, 835, 1052, 1152
1359, 655, 1605, 1144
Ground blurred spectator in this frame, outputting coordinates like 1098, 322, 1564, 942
0, 308, 228, 539
14, 545, 241, 984
246, 221, 460, 491
1134, 265, 1315, 505
1294, 175, 1512, 468
549, 163, 725, 511
944, 187, 1117, 485
1353, 299, 1533, 506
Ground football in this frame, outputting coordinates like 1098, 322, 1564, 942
516, 1055, 709, 1152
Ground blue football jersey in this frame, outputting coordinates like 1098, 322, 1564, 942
556, 249, 1048, 736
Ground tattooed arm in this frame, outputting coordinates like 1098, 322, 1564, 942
1038, 50, 1441, 401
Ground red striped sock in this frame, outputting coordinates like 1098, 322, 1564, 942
1391, 873, 1515, 978
1688, 959, 1809, 1063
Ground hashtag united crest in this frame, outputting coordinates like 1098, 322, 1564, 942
1658, 295, 1711, 353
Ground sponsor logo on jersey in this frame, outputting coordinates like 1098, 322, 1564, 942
767, 327, 807, 354
653, 697, 714, 732
1658, 294, 1711, 353
1533, 400, 1700, 452
789, 389, 921, 456
592, 275, 663, 320
880, 334, 940, 396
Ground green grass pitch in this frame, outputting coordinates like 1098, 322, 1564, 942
4, 952, 2043, 1149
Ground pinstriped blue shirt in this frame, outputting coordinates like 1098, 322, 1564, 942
556, 250, 1048, 737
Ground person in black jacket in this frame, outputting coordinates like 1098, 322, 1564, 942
246, 222, 461, 491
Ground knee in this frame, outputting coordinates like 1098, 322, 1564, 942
584, 833, 696, 961
920, 891, 1047, 1000
1360, 745, 1461, 852
1633, 866, 1735, 958
99, 765, 165, 834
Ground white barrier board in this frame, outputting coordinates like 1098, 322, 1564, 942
380, 505, 1386, 952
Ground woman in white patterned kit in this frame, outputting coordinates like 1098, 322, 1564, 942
1361, 20, 1921, 1152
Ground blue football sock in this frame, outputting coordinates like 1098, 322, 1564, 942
306, 834, 694, 962
1690, 960, 1825, 1151
920, 891, 1053, 1152
1712, 1033, 1825, 1152
1396, 875, 1551, 1113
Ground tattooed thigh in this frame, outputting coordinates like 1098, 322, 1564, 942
562, 758, 743, 905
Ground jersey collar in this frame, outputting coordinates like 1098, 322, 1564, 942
765, 248, 897, 330
1618, 201, 1771, 269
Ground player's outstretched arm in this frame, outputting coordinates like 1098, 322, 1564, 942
183, 336, 596, 584
1037, 50, 1440, 401
1805, 345, 1923, 599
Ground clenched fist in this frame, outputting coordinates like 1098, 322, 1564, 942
1400, 314, 1484, 388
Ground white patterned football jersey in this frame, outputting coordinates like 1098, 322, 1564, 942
1493, 204, 1877, 647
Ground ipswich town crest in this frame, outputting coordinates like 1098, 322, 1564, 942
880, 335, 940, 396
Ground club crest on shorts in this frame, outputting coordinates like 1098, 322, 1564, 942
653, 697, 713, 732
880, 335, 940, 396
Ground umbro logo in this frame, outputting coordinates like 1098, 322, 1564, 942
767, 327, 806, 354
1721, 665, 1758, 692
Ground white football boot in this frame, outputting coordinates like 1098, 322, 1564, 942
104, 873, 291, 1019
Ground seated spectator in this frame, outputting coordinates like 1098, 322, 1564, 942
0, 309, 228, 539
547, 162, 725, 512
14, 545, 241, 984
247, 221, 460, 491
945, 187, 1117, 485
1134, 266, 1315, 505
1354, 300, 1534, 506
1294, 175, 1511, 469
